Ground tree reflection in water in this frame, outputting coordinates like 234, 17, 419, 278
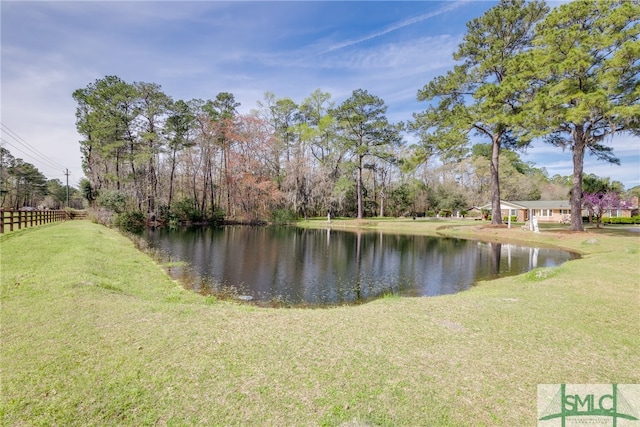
145, 226, 577, 306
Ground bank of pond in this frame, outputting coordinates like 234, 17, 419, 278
143, 225, 578, 307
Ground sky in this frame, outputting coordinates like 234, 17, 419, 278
1, 1, 638, 190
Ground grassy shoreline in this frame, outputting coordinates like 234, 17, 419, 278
1, 220, 639, 426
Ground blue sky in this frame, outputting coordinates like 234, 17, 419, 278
1, 1, 638, 189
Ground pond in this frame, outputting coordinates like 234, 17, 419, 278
144, 226, 578, 306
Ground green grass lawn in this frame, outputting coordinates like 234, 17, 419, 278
1, 220, 639, 426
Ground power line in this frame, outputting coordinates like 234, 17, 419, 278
1, 123, 67, 170
0, 138, 67, 177
0, 122, 68, 174
1, 123, 51, 158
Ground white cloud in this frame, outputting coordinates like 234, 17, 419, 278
316, 1, 469, 56
4, 0, 635, 190
522, 134, 640, 188
316, 35, 458, 72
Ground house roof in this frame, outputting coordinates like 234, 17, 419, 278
510, 200, 572, 209
478, 198, 638, 211
479, 200, 572, 210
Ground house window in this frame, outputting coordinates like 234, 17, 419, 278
560, 209, 571, 215
538, 209, 553, 217
607, 209, 621, 218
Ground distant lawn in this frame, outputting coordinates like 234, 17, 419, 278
1, 220, 638, 426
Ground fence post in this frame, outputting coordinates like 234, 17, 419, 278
0, 209, 71, 233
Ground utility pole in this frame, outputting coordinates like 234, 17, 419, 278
64, 168, 70, 208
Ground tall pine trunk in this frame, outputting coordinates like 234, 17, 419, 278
570, 127, 586, 232
168, 147, 177, 209
356, 155, 363, 220
490, 134, 502, 225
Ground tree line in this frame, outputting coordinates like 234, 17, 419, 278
72, 0, 638, 231
0, 147, 84, 210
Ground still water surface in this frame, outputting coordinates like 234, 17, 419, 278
144, 226, 577, 306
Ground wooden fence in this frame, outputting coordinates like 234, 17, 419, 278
0, 209, 70, 234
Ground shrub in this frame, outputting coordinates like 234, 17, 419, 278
171, 198, 203, 223
96, 190, 127, 213
114, 211, 146, 234
271, 208, 297, 225
155, 203, 171, 222
208, 208, 225, 224
603, 216, 640, 225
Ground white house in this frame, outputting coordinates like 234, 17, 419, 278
480, 200, 573, 223
481, 198, 638, 223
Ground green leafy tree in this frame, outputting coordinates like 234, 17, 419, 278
471, 144, 544, 202
258, 92, 300, 180
207, 92, 240, 217
514, 0, 640, 231
296, 89, 340, 216
627, 185, 640, 200
96, 189, 127, 213
73, 76, 139, 195
332, 89, 403, 219
79, 178, 97, 207
0, 147, 14, 207
412, 0, 548, 225
134, 81, 171, 214
257, 92, 309, 216
45, 179, 67, 209
433, 184, 468, 216
387, 182, 412, 217
7, 159, 48, 208
187, 98, 218, 216
582, 174, 617, 195
164, 99, 195, 211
